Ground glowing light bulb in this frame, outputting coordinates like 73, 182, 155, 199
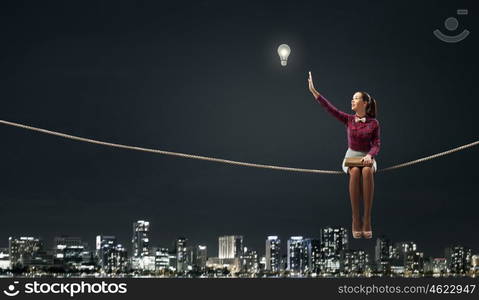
277, 44, 291, 66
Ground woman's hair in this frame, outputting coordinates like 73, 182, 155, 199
359, 91, 377, 118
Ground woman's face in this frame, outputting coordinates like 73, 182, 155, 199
351, 92, 367, 113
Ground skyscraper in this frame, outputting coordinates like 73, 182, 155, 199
196, 245, 208, 270
218, 235, 243, 259
131, 220, 150, 258
176, 237, 188, 273
96, 235, 116, 266
95, 235, 127, 273
445, 245, 472, 274
394, 241, 423, 275
305, 238, 321, 275
375, 236, 392, 273
287, 236, 308, 274
241, 247, 259, 274
265, 236, 281, 272
320, 227, 348, 274
110, 244, 128, 273
185, 246, 195, 271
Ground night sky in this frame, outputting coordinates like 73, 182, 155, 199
1, 0, 478, 259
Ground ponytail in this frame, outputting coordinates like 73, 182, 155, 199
360, 91, 377, 118
367, 97, 377, 118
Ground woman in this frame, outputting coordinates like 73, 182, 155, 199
307, 71, 381, 239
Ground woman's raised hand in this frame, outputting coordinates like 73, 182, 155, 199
308, 71, 319, 97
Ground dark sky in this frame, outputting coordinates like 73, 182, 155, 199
0, 0, 477, 259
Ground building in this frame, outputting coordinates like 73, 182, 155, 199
154, 247, 170, 271
424, 257, 447, 277
176, 237, 188, 273
400, 242, 423, 275
130, 220, 151, 271
96, 235, 128, 273
219, 235, 243, 259
0, 248, 10, 270
168, 250, 177, 272
287, 236, 308, 275
471, 255, 479, 275
241, 247, 259, 274
185, 246, 196, 271
132, 220, 150, 258
388, 241, 423, 276
265, 236, 281, 273
305, 238, 321, 275
196, 245, 207, 270
109, 244, 128, 273
341, 249, 369, 275
320, 227, 348, 274
137, 254, 156, 271
375, 236, 392, 274
206, 257, 241, 273
53, 236, 86, 268
280, 254, 288, 272
78, 250, 96, 271
445, 246, 472, 275
258, 256, 266, 272
96, 235, 115, 268
9, 237, 53, 268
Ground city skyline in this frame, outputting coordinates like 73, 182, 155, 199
1, 204, 477, 260
2, 219, 477, 278
2, 201, 476, 260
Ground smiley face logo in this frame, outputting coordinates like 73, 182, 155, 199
3, 281, 20, 297
433, 9, 470, 43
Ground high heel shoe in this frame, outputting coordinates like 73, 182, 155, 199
362, 231, 373, 239
351, 225, 362, 239
362, 218, 372, 239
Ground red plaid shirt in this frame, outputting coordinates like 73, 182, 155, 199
315, 94, 381, 158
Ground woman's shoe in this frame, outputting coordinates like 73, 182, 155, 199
352, 226, 362, 239
362, 231, 373, 239
362, 217, 372, 239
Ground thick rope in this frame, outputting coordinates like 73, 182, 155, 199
0, 119, 477, 175
379, 140, 478, 172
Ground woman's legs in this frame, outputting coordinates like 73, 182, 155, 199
348, 167, 362, 232
361, 166, 374, 233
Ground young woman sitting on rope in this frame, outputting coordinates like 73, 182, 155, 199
307, 71, 381, 239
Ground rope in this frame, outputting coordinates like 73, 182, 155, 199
1, 119, 477, 175
378, 140, 479, 172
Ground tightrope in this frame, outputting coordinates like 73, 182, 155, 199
1, 119, 477, 175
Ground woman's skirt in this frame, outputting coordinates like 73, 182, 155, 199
341, 148, 377, 174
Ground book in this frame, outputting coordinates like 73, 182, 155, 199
344, 157, 365, 167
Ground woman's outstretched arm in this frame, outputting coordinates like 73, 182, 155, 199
308, 71, 349, 125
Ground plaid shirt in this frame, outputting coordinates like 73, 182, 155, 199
315, 94, 381, 158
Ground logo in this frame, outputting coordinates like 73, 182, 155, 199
3, 281, 20, 297
433, 9, 470, 43
2, 281, 128, 297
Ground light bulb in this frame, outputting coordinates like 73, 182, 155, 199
277, 44, 291, 66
